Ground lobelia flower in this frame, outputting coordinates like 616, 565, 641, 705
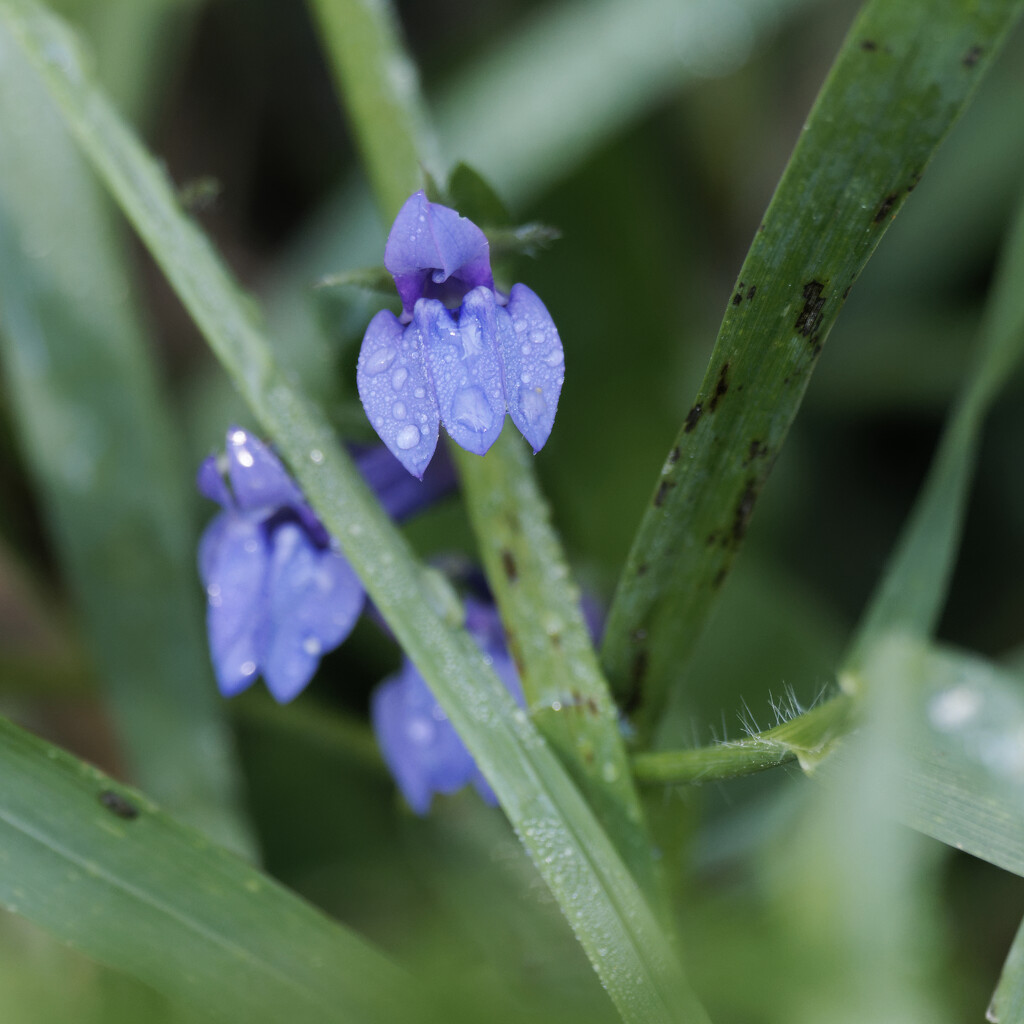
197, 427, 454, 703
371, 597, 525, 814
358, 190, 565, 478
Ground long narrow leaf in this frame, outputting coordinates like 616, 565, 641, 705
600, 0, 1024, 744
0, 713, 421, 1024
0, 4, 706, 1019
0, 22, 250, 851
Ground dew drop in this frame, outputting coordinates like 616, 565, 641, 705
364, 345, 396, 374
310, 449, 324, 464
391, 366, 408, 391
392, 401, 407, 419
243, 539, 259, 554
452, 387, 492, 433
240, 660, 256, 677
414, 386, 426, 399
521, 372, 531, 384
544, 348, 564, 367
522, 389, 547, 424
303, 637, 321, 656
396, 424, 420, 449
237, 450, 255, 468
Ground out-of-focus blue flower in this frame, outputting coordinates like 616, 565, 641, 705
371, 598, 524, 814
198, 428, 455, 703
358, 191, 564, 478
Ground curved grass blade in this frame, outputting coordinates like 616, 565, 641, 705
601, 0, 1024, 745
992, 916, 1024, 1024
306, 0, 440, 221
311, 0, 664, 917
845, 181, 1024, 669
0, 713, 424, 1024
0, 23, 250, 853
0, 4, 707, 1018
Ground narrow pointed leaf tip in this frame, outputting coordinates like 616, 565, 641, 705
358, 191, 564, 475
197, 428, 453, 700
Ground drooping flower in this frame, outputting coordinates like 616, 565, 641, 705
358, 191, 565, 478
371, 597, 525, 814
197, 428, 454, 703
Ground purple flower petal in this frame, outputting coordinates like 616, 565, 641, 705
226, 427, 304, 511
261, 523, 365, 703
353, 443, 456, 522
204, 516, 268, 697
418, 288, 506, 456
500, 284, 564, 453
357, 310, 439, 479
372, 660, 478, 815
196, 456, 232, 508
385, 191, 494, 319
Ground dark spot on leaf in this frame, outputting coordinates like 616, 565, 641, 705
628, 650, 647, 696
504, 511, 522, 535
636, 563, 648, 577
963, 44, 983, 68
631, 628, 648, 642
668, 445, 681, 465
731, 480, 758, 542
654, 480, 675, 507
794, 281, 826, 337
585, 697, 600, 716
583, 748, 596, 765
550, 632, 562, 649
684, 404, 703, 433
842, 286, 851, 300
810, 337, 823, 358
501, 549, 518, 582
874, 193, 898, 223
706, 531, 718, 546
745, 440, 768, 465
732, 292, 742, 306
746, 284, 757, 301
712, 568, 727, 588
99, 790, 139, 820
860, 39, 877, 51
710, 362, 730, 412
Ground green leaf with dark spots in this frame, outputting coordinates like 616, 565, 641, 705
600, 0, 1024, 745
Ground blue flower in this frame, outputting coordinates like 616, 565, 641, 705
371, 598, 525, 814
197, 428, 454, 703
358, 191, 565, 478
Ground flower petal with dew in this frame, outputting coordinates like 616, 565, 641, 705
198, 428, 454, 701
371, 597, 524, 814
385, 189, 493, 320
358, 191, 565, 475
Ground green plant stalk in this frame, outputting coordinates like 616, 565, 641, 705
0, 713, 425, 1024
453, 437, 661, 908
306, 0, 439, 223
632, 694, 853, 785
600, 0, 1024, 746
309, 0, 662, 908
0, 4, 707, 1019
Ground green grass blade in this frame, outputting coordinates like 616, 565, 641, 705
991, 916, 1024, 1024
882, 640, 1024, 879
0, 23, 250, 852
306, 0, 439, 221
600, 0, 1024, 745
0, 713, 422, 1024
453, 437, 662, 909
309, 0, 663, 918
0, 4, 707, 1018
846, 181, 1024, 669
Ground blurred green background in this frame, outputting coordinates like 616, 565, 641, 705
2, 0, 1023, 1021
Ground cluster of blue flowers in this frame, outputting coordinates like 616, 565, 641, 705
197, 191, 559, 813
197, 427, 524, 813
357, 191, 564, 478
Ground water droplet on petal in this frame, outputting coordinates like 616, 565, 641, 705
237, 450, 255, 468
364, 345, 397, 375
544, 348, 564, 367
414, 386, 426, 399
392, 401, 407, 419
303, 636, 321, 656
396, 424, 420, 449
391, 366, 408, 391
451, 386, 493, 433
521, 389, 547, 425
240, 660, 257, 677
